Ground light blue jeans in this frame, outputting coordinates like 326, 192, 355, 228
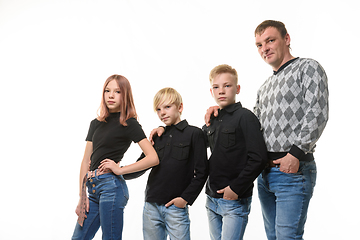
257, 161, 317, 240
143, 202, 190, 240
72, 172, 129, 240
205, 195, 252, 240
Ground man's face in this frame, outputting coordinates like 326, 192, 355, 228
255, 27, 291, 71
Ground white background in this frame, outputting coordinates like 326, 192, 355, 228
0, 0, 358, 239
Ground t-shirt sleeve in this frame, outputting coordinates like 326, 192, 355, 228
126, 118, 147, 143
85, 119, 99, 142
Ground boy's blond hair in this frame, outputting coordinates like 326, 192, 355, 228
153, 87, 183, 113
209, 64, 238, 84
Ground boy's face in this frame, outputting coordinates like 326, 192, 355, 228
156, 101, 183, 126
210, 73, 240, 109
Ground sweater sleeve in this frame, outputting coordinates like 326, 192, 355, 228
290, 59, 329, 159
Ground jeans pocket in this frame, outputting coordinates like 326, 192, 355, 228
170, 204, 186, 210
310, 169, 317, 188
120, 178, 129, 200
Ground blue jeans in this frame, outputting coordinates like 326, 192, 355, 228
143, 202, 190, 240
205, 195, 252, 240
72, 172, 129, 240
257, 161, 317, 240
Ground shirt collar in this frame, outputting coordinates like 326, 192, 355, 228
273, 57, 299, 75
165, 119, 188, 132
218, 102, 242, 114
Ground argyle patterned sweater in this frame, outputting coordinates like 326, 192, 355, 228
254, 58, 329, 160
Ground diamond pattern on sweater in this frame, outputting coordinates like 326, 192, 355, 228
254, 58, 329, 153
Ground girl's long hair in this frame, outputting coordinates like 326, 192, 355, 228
97, 74, 137, 126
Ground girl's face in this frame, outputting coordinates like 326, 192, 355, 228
104, 80, 121, 113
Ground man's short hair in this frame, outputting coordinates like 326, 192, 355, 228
153, 87, 183, 112
254, 20, 288, 38
209, 64, 238, 84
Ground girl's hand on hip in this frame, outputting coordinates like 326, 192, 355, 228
99, 159, 121, 175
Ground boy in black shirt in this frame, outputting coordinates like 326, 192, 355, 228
142, 87, 208, 240
202, 64, 267, 240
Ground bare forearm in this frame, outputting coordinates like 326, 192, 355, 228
119, 155, 158, 175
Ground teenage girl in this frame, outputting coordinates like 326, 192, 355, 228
72, 74, 159, 240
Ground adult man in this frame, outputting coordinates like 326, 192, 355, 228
205, 20, 329, 239
254, 20, 328, 240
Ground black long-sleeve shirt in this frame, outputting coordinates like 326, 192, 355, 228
142, 120, 208, 205
202, 102, 267, 198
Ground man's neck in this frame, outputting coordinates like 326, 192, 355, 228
273, 55, 295, 72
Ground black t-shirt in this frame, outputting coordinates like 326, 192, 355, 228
86, 112, 146, 171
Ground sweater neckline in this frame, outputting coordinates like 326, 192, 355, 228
273, 57, 299, 75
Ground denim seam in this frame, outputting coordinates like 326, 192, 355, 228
110, 178, 118, 239
293, 176, 306, 239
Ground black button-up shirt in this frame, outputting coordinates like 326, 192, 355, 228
142, 120, 209, 205
202, 102, 267, 198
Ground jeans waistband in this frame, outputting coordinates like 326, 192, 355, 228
86, 169, 113, 179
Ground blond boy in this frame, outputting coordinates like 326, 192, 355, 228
142, 88, 208, 240
202, 64, 267, 240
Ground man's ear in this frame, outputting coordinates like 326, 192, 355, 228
285, 33, 291, 47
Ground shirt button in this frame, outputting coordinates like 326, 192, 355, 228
92, 184, 95, 187
90, 179, 93, 182
92, 189, 96, 193
169, 135, 172, 138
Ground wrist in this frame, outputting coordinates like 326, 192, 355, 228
115, 165, 124, 175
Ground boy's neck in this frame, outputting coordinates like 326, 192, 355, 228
219, 102, 236, 110
165, 118, 182, 126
